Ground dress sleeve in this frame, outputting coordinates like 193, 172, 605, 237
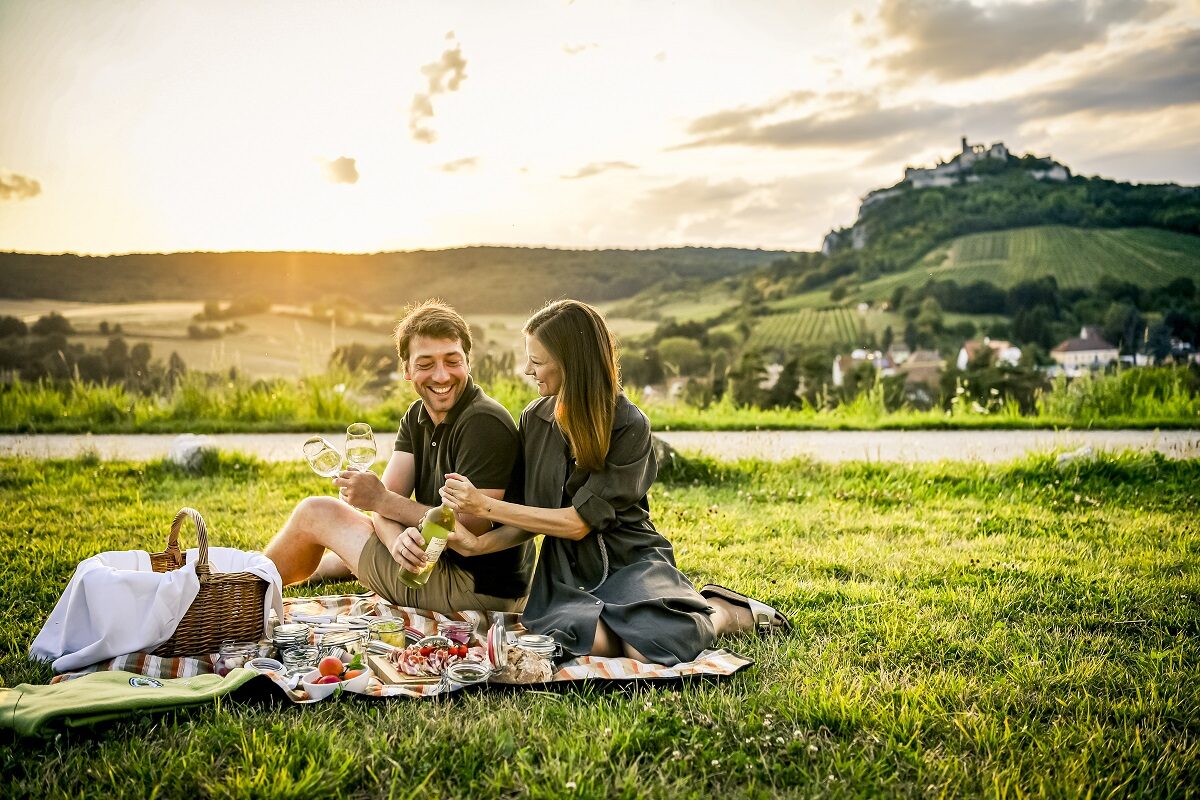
570, 410, 656, 532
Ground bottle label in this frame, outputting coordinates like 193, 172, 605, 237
423, 535, 447, 563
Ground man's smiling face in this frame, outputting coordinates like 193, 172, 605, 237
405, 335, 469, 424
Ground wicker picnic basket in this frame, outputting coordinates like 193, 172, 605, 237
149, 507, 268, 657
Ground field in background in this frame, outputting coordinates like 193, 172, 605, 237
0, 300, 656, 379
2, 452, 1196, 796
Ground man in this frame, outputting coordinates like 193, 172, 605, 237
264, 300, 533, 614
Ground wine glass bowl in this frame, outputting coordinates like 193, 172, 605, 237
302, 436, 343, 477
345, 422, 377, 473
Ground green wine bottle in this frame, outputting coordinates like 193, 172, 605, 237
399, 504, 455, 589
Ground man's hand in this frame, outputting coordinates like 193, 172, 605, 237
446, 520, 479, 557
389, 526, 428, 573
333, 469, 388, 512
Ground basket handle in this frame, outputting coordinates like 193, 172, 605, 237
168, 507, 211, 576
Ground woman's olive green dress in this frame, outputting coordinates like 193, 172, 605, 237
516, 394, 715, 666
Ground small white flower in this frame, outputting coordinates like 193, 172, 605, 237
672, 750, 682, 760
775, 736, 785, 745
566, 781, 577, 790
711, 759, 720, 767
808, 744, 819, 753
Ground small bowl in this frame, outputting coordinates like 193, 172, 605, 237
300, 667, 373, 700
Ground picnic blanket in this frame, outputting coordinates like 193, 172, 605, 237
3, 593, 752, 735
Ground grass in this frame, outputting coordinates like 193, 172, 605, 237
3, 368, 1199, 434
2, 451, 1199, 797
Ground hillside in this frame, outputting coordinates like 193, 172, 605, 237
0, 246, 788, 314
851, 226, 1200, 300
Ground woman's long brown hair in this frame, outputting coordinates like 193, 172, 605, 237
524, 299, 620, 472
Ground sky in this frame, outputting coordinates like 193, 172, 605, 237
1, 0, 1198, 255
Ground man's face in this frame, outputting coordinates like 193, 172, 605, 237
405, 335, 469, 423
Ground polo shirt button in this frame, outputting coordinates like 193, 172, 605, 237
595, 600, 602, 605
431, 441, 437, 447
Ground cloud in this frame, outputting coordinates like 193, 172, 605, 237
677, 92, 954, 151
438, 156, 479, 173
0, 171, 42, 200
675, 28, 1200, 156
562, 42, 598, 55
410, 34, 469, 144
875, 0, 1170, 80
1021, 26, 1200, 116
685, 90, 815, 137
319, 156, 359, 184
561, 161, 639, 179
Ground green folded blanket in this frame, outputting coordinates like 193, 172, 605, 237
0, 668, 263, 736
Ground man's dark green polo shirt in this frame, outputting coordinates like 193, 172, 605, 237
394, 377, 532, 598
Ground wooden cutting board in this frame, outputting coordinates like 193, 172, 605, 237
367, 653, 441, 686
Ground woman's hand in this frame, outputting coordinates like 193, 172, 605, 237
440, 472, 492, 517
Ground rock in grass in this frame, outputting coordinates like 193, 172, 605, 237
1055, 445, 1094, 468
167, 434, 217, 472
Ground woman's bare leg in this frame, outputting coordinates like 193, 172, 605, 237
590, 619, 649, 662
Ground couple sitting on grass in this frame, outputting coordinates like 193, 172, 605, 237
264, 298, 788, 665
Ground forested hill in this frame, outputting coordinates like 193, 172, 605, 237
0, 246, 788, 313
760, 158, 1200, 296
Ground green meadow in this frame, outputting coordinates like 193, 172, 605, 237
2, 452, 1197, 797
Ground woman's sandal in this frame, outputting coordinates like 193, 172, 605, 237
700, 584, 791, 635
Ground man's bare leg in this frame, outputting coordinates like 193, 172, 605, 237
264, 496, 374, 586
304, 552, 355, 584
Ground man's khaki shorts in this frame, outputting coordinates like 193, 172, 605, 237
356, 534, 525, 615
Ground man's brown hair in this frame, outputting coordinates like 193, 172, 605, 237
393, 299, 473, 366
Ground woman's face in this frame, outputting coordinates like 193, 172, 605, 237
524, 333, 563, 397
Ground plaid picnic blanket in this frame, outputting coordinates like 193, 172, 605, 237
50, 593, 753, 701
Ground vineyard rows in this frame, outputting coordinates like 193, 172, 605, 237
861, 226, 1200, 299
747, 308, 864, 352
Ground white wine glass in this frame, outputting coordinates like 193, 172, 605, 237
302, 436, 343, 478
345, 422, 377, 472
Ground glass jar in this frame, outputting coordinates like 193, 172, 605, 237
280, 645, 319, 675
516, 634, 559, 658
437, 620, 474, 644
369, 618, 407, 647
272, 622, 311, 655
216, 641, 257, 675
317, 629, 366, 660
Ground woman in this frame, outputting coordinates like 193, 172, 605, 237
431, 299, 788, 665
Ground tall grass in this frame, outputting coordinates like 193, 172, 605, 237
1, 368, 1197, 433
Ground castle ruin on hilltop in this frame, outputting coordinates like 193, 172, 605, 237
822, 137, 1072, 255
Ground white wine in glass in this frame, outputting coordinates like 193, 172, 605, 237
345, 422, 377, 472
302, 436, 343, 478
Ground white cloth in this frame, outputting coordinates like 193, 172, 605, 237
30, 547, 284, 672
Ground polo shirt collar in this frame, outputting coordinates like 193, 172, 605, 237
416, 376, 478, 428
